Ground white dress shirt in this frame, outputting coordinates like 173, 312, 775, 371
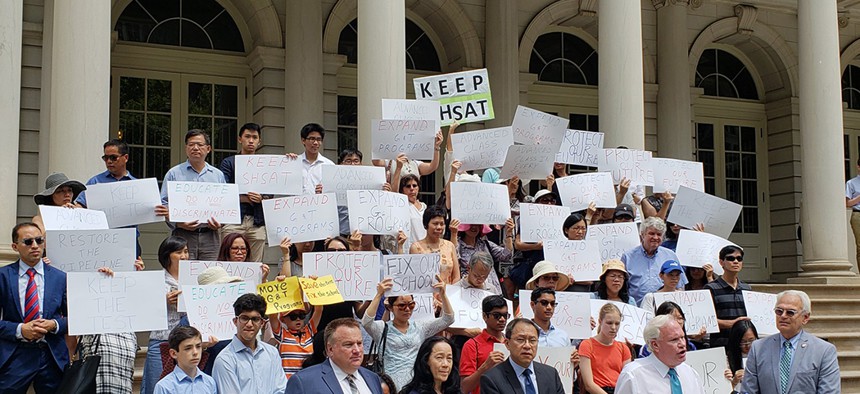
615, 354, 705, 394
330, 360, 373, 394
300, 152, 334, 194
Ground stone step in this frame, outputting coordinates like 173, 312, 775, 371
816, 332, 860, 352
837, 351, 860, 372
805, 315, 860, 334
810, 299, 860, 316
752, 284, 859, 298
841, 370, 860, 393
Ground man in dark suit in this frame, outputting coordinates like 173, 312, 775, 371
287, 317, 384, 394
0, 222, 69, 393
480, 318, 565, 394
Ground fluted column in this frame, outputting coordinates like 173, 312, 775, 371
655, 0, 692, 159
0, 0, 22, 259
285, 0, 324, 154
485, 0, 518, 127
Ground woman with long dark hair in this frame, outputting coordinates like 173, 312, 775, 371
592, 260, 636, 306
724, 320, 759, 389
399, 336, 460, 394
217, 232, 270, 281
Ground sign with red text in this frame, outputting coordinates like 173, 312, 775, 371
321, 165, 386, 206
382, 98, 441, 131
667, 186, 742, 239
597, 149, 655, 186
675, 230, 738, 276
39, 205, 109, 231
585, 223, 640, 261
742, 291, 778, 335
302, 252, 381, 301
47, 229, 137, 272
413, 69, 493, 126
183, 282, 251, 340
450, 182, 511, 225
519, 290, 592, 339
450, 127, 513, 171
650, 158, 705, 194
234, 154, 302, 195
590, 300, 651, 345
555, 172, 617, 211
298, 275, 345, 305
653, 290, 719, 333
685, 348, 733, 394
519, 203, 570, 243
371, 119, 437, 160
85, 178, 162, 227
555, 130, 605, 167
511, 105, 567, 149
347, 190, 410, 236
166, 181, 241, 224
177, 260, 263, 312
67, 271, 166, 335
499, 144, 557, 180
262, 194, 339, 244
543, 239, 602, 281
448, 286, 512, 329
381, 254, 440, 296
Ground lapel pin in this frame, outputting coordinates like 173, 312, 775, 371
801, 343, 807, 348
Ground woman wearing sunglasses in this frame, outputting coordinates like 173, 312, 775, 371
268, 275, 323, 380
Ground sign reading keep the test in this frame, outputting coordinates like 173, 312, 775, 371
84, 178, 162, 227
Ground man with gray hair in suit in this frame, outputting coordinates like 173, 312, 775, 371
742, 290, 840, 394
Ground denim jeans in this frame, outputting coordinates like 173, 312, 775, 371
139, 339, 165, 394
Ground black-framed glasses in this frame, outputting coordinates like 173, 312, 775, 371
485, 312, 510, 321
536, 299, 558, 307
303, 136, 323, 142
20, 237, 44, 246
101, 154, 123, 162
724, 255, 744, 262
774, 307, 800, 317
236, 315, 267, 324
285, 313, 307, 321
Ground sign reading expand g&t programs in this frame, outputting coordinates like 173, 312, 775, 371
511, 105, 567, 148
67, 271, 167, 335
413, 68, 493, 125
543, 239, 602, 281
234, 154, 303, 195
347, 190, 410, 236
47, 229, 137, 272
371, 119, 437, 160
166, 181, 241, 224
85, 178, 162, 228
263, 194, 339, 244
519, 203, 570, 243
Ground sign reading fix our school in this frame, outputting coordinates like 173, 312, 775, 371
234, 155, 303, 195
413, 69, 493, 126
381, 254, 440, 296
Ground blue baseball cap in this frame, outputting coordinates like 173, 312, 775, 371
660, 260, 683, 274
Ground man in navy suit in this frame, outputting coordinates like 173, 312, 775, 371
287, 318, 384, 394
0, 222, 69, 393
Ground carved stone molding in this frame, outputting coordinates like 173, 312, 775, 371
839, 13, 850, 29
734, 4, 758, 35
579, 0, 598, 17
652, 0, 691, 10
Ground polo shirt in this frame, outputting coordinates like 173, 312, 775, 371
75, 170, 136, 207
460, 329, 505, 394
704, 276, 751, 345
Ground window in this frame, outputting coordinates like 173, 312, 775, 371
337, 96, 358, 152
842, 65, 860, 110
186, 82, 239, 166
529, 32, 598, 85
695, 49, 758, 100
337, 18, 441, 71
115, 0, 244, 52
118, 76, 173, 181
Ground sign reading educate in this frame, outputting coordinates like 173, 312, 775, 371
166, 181, 241, 224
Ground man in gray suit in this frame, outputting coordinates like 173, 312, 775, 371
742, 290, 840, 394
480, 318, 565, 394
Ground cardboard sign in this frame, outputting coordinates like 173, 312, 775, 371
667, 186, 742, 239
257, 277, 304, 315
67, 271, 167, 335
450, 127, 513, 171
519, 290, 592, 339
412, 68, 493, 125
597, 149, 655, 186
371, 119, 437, 160
652, 290, 720, 333
39, 206, 109, 231
84, 178, 162, 227
742, 290, 778, 336
491, 345, 575, 394
585, 222, 641, 261
685, 348, 733, 394
555, 172, 617, 211
542, 239, 602, 281
234, 154, 303, 195
589, 299, 651, 345
511, 105, 567, 149
519, 203, 570, 243
650, 158, 705, 194
555, 130, 605, 166
177, 260, 263, 312
299, 275, 345, 305
499, 144, 557, 180
166, 181, 241, 224
302, 252, 381, 301
381, 254, 440, 296
381, 98, 441, 132
184, 282, 251, 340
321, 165, 386, 206
262, 194, 339, 244
46, 229, 137, 272
450, 182, 511, 225
675, 230, 739, 276
411, 293, 436, 321
347, 190, 410, 236
447, 286, 511, 329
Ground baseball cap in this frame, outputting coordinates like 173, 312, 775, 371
660, 260, 683, 274
613, 204, 635, 219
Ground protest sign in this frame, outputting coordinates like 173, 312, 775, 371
371, 119, 437, 160
347, 190, 410, 236
667, 186, 742, 239
519, 203, 570, 243
447, 286, 511, 329
519, 290, 592, 339
184, 282, 251, 340
511, 106, 567, 149
257, 277, 304, 315
590, 300, 651, 345
299, 275, 345, 305
650, 158, 705, 194
585, 222, 640, 261
303, 252, 381, 301
381, 98, 441, 131
652, 290, 719, 333
543, 239, 602, 281
450, 127, 513, 171
555, 130, 605, 166
67, 271, 166, 335
262, 194, 339, 244
411, 293, 436, 321
47, 229, 137, 272
413, 68, 493, 125
39, 205, 108, 231
166, 181, 241, 224
321, 165, 386, 206
177, 260, 263, 312
685, 348, 733, 394
381, 254, 440, 296
499, 144, 557, 180
84, 178, 161, 227
597, 149, 655, 185
742, 290, 778, 335
234, 154, 303, 195
675, 230, 739, 276
450, 182, 511, 225
555, 172, 616, 211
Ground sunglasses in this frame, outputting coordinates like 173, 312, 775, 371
20, 237, 45, 246
485, 312, 510, 321
285, 313, 307, 321
774, 307, 801, 318
540, 275, 560, 281
724, 255, 744, 262
536, 299, 558, 307
393, 301, 417, 310
101, 154, 123, 162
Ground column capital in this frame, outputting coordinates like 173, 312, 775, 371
734, 4, 758, 35
652, 0, 692, 11
839, 13, 850, 29
247, 46, 285, 75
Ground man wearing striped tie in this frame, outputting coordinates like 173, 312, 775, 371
0, 222, 69, 393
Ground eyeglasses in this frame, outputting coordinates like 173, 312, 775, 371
230, 246, 247, 252
285, 313, 307, 321
236, 315, 267, 324
101, 154, 123, 162
393, 301, 417, 310
303, 136, 323, 142
774, 307, 801, 317
536, 299, 558, 307
569, 226, 587, 232
186, 142, 208, 148
740, 340, 755, 347
511, 337, 538, 346
724, 255, 744, 262
540, 275, 560, 282
341, 159, 361, 165
20, 237, 45, 246
485, 312, 510, 321
538, 197, 557, 204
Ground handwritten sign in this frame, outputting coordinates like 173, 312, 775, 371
447, 286, 511, 329
257, 277, 304, 315
555, 172, 617, 211
555, 130, 605, 166
492, 344, 575, 394
685, 347, 733, 394
371, 119, 437, 160
166, 181, 241, 224
413, 68, 493, 125
450, 182, 511, 225
299, 275, 345, 305
450, 127, 513, 171
183, 282, 250, 340
177, 260, 262, 312
667, 186, 742, 239
499, 144, 556, 180
303, 252, 381, 301
543, 239, 602, 281
67, 271, 167, 335
597, 149, 655, 186
590, 300, 651, 345
381, 254, 440, 296
650, 158, 705, 194
234, 154, 302, 195
84, 178, 161, 227
585, 223, 640, 261
652, 290, 719, 333
675, 230, 738, 276
519, 290, 592, 339
511, 105, 567, 149
46, 229, 137, 272
411, 293, 435, 320
262, 194, 339, 244
742, 291, 778, 336
39, 206, 108, 231
519, 203, 570, 243
347, 190, 410, 236
321, 165, 386, 206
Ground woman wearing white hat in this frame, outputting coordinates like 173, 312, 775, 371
525, 260, 571, 291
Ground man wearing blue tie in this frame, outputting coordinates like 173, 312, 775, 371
479, 318, 565, 394
0, 223, 69, 393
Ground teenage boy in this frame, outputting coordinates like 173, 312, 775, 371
153, 326, 217, 393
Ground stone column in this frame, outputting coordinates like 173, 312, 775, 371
599, 0, 645, 150
655, 1, 693, 159
485, 0, 518, 127
796, 0, 857, 280
357, 0, 405, 158
47, 0, 110, 181
285, 0, 324, 154
0, 0, 22, 258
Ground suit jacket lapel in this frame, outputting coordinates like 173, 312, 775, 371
771, 335, 782, 389
786, 331, 809, 391
8, 262, 23, 319
502, 362, 526, 394
321, 359, 344, 394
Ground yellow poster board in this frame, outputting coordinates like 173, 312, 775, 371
298, 275, 345, 305
256, 277, 304, 315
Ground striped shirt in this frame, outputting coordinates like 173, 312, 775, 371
274, 322, 316, 379
705, 276, 751, 346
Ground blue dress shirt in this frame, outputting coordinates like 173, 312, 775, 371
153, 366, 217, 394
212, 336, 286, 394
621, 245, 688, 306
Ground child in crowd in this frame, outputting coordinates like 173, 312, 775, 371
153, 326, 217, 393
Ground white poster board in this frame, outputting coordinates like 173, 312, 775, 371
177, 260, 263, 312
411, 293, 436, 321
412, 68, 493, 126
184, 282, 252, 340
39, 206, 109, 231
450, 182, 511, 225
381, 98, 441, 131
447, 286, 512, 329
67, 271, 167, 335
511, 105, 567, 149
555, 130, 605, 167
84, 178, 162, 227
262, 194, 340, 244
46, 229, 137, 272
234, 154, 303, 195
542, 239, 602, 281
555, 172, 617, 211
303, 252, 381, 301
675, 230, 739, 276
381, 254, 440, 296
652, 290, 720, 334
519, 203, 570, 243
450, 127, 513, 171
742, 290, 778, 336
684, 348, 733, 394
585, 223, 641, 262
590, 299, 652, 345
347, 190, 411, 236
597, 149, 655, 186
650, 158, 705, 194
371, 119, 437, 160
499, 144, 557, 180
321, 165, 386, 206
667, 186, 742, 239
519, 290, 592, 339
166, 181, 241, 224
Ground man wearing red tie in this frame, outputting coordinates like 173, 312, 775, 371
0, 223, 69, 393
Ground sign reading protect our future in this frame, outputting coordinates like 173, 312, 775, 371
413, 68, 493, 126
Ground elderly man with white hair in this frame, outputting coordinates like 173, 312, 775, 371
615, 314, 705, 394
621, 217, 688, 305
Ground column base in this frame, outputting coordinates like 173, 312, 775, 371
0, 244, 18, 267
794, 258, 858, 281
